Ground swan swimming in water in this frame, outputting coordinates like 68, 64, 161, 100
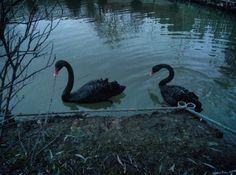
150, 64, 203, 112
54, 60, 126, 103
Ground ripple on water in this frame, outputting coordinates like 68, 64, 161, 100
12, 0, 236, 135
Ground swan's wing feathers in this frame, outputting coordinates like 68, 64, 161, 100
177, 88, 198, 100
76, 80, 109, 99
161, 85, 199, 105
172, 86, 199, 101
83, 79, 109, 87
188, 92, 199, 100
162, 85, 187, 97
75, 79, 125, 103
161, 86, 185, 105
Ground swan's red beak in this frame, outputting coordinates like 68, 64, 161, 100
54, 68, 59, 77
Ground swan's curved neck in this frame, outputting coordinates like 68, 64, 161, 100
159, 64, 174, 86
62, 62, 74, 101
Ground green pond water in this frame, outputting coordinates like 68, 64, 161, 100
12, 0, 236, 131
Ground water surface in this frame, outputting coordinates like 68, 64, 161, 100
13, 0, 236, 131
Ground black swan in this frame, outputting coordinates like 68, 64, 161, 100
54, 60, 126, 103
150, 64, 203, 112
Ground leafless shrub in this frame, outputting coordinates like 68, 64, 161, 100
0, 0, 62, 122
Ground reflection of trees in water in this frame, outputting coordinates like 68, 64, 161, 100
189, 9, 236, 80
57, 0, 180, 47
200, 18, 236, 88
218, 47, 236, 80
64, 0, 81, 17
93, 1, 179, 47
220, 25, 236, 78
63, 0, 96, 19
25, 0, 82, 18
130, 0, 143, 12
84, 0, 97, 18
225, 47, 236, 70
98, 0, 108, 8
25, 0, 64, 18
194, 17, 234, 41
26, 0, 235, 71
25, 0, 34, 11
94, 9, 144, 48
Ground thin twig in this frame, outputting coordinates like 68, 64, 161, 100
17, 127, 28, 156
36, 131, 63, 157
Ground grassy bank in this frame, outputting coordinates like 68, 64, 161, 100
1, 110, 236, 174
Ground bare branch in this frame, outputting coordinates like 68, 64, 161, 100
18, 127, 28, 156
0, 0, 62, 121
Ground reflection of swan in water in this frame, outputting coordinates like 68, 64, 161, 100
63, 93, 126, 110
150, 64, 203, 112
54, 60, 126, 104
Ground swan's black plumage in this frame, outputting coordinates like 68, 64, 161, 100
150, 64, 202, 112
54, 60, 126, 103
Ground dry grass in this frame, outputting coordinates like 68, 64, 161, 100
1, 110, 236, 174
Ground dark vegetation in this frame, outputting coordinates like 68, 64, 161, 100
1, 110, 236, 174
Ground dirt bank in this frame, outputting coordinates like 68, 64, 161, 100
1, 110, 236, 174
